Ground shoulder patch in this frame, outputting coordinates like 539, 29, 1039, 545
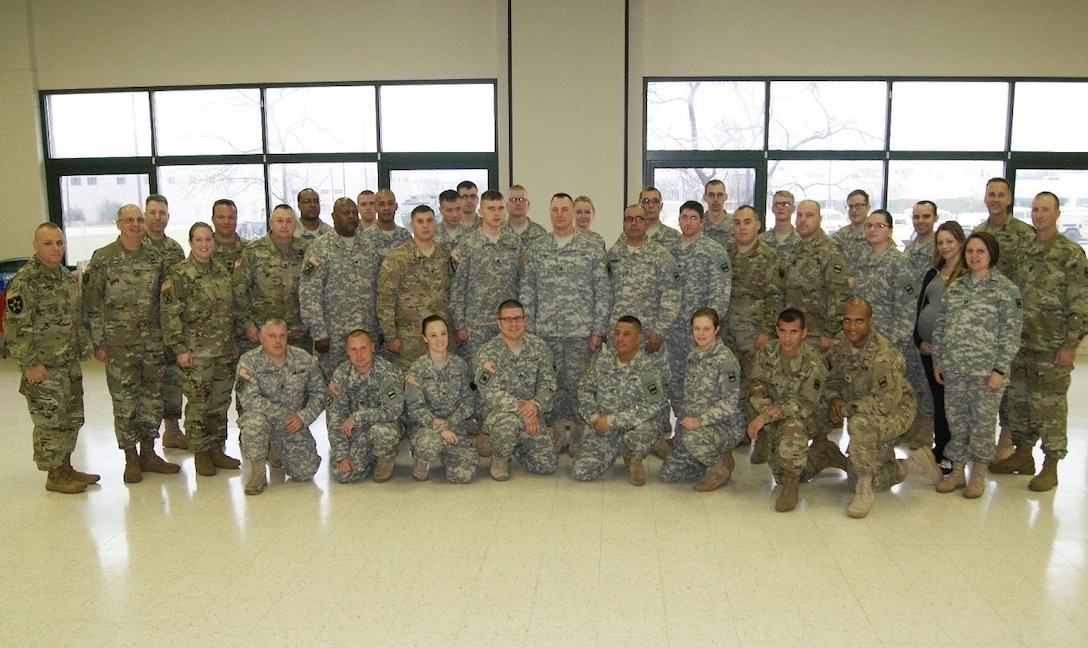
234, 259, 243, 269
386, 387, 397, 400
160, 279, 172, 292
328, 381, 342, 397
238, 365, 253, 381
5, 292, 23, 315
324, 394, 334, 408
878, 376, 888, 389
833, 263, 844, 274
302, 255, 320, 275
381, 259, 392, 272
727, 370, 737, 383
406, 374, 421, 388
720, 262, 730, 273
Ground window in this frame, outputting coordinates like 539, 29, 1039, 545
153, 88, 263, 156
646, 81, 765, 151
379, 84, 495, 152
769, 81, 886, 151
46, 92, 151, 158
266, 86, 377, 154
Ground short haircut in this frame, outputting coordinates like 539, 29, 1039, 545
260, 318, 288, 334
480, 190, 504, 203
345, 329, 373, 345
773, 189, 795, 203
796, 199, 821, 216
843, 296, 873, 318
188, 221, 213, 241
508, 184, 527, 194
297, 187, 318, 201
421, 314, 449, 335
690, 306, 720, 329
734, 204, 758, 218
986, 177, 1011, 192
777, 307, 806, 329
411, 204, 435, 219
35, 222, 62, 235
212, 198, 236, 214
625, 203, 647, 216
497, 299, 524, 316
116, 204, 141, 219
272, 203, 294, 213
616, 315, 643, 333
914, 200, 937, 216
551, 192, 574, 204
705, 179, 725, 190
640, 185, 660, 196
679, 200, 705, 218
1035, 191, 1060, 209
438, 189, 460, 205
965, 231, 1000, 269
145, 194, 168, 207
457, 180, 478, 193
870, 209, 893, 227
357, 189, 375, 198
847, 189, 869, 203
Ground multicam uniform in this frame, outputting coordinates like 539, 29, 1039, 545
377, 241, 453, 369
932, 271, 1022, 464
573, 347, 668, 481
160, 257, 237, 453
405, 354, 478, 483
450, 225, 524, 364
783, 230, 850, 344
83, 238, 167, 448
145, 234, 186, 426
233, 234, 311, 353
973, 216, 1035, 281
759, 227, 802, 266
660, 339, 742, 482
6, 256, 91, 470
903, 238, 934, 284
236, 346, 326, 481
326, 356, 404, 483
211, 235, 249, 269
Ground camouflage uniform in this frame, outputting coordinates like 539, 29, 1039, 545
852, 246, 917, 348
360, 224, 413, 260
405, 354, 478, 483
573, 346, 668, 481
83, 238, 167, 448
377, 241, 453, 369
236, 345, 326, 481
160, 257, 237, 452
605, 239, 681, 343
759, 227, 802, 265
903, 238, 934, 284
211, 235, 249, 269
831, 225, 868, 272
298, 233, 381, 378
580, 230, 607, 251
145, 234, 186, 424
233, 234, 312, 353
510, 219, 549, 247
702, 215, 734, 248
475, 333, 558, 474
521, 232, 611, 425
646, 223, 681, 249
434, 223, 466, 250
973, 216, 1035, 281
5, 256, 91, 470
749, 340, 828, 480
660, 339, 742, 482
326, 356, 404, 483
826, 330, 916, 491
783, 230, 850, 343
1003, 235, 1088, 460
450, 225, 524, 364
932, 272, 1022, 464
295, 220, 333, 244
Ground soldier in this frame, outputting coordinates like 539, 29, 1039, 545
832, 189, 871, 270
573, 195, 607, 250
295, 187, 332, 243
143, 194, 188, 450
784, 199, 850, 352
904, 200, 938, 281
405, 316, 478, 483
574, 316, 668, 486
434, 189, 465, 249
701, 179, 734, 247
991, 192, 1088, 491
299, 196, 380, 379
233, 204, 311, 356
327, 329, 404, 483
160, 222, 240, 477
506, 185, 548, 246
237, 319, 326, 495
6, 223, 97, 494
726, 205, 784, 464
357, 189, 377, 230
638, 186, 681, 248
475, 300, 558, 481
826, 298, 941, 518
377, 205, 452, 370
851, 210, 916, 350
521, 192, 611, 455
210, 198, 249, 269
360, 188, 412, 259
660, 308, 742, 491
457, 180, 480, 230
932, 232, 1022, 498
747, 308, 841, 512
83, 204, 180, 483
759, 190, 801, 264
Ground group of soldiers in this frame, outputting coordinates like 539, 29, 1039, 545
6, 176, 1085, 518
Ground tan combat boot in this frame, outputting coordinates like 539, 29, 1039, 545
244, 460, 267, 495
373, 456, 396, 483
490, 455, 510, 481
694, 451, 734, 492
1028, 454, 1060, 492
847, 475, 874, 519
267, 440, 281, 468
989, 443, 1034, 474
963, 461, 988, 498
750, 430, 769, 465
123, 447, 142, 483
475, 433, 492, 458
776, 473, 800, 512
193, 450, 216, 477
139, 438, 181, 474
209, 444, 241, 470
901, 446, 942, 484
412, 457, 429, 482
993, 427, 1014, 462
811, 435, 848, 472
650, 437, 672, 460
63, 453, 100, 485
46, 467, 87, 494
627, 456, 646, 487
162, 419, 187, 449
936, 461, 966, 493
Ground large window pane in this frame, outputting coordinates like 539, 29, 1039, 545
890, 81, 1008, 151
1012, 83, 1088, 152
767, 160, 884, 235
887, 160, 1005, 241
47, 93, 151, 158
646, 81, 765, 150
769, 81, 886, 151
266, 86, 377, 154
380, 84, 495, 152
1014, 169, 1088, 244
267, 162, 378, 223
154, 89, 263, 156
389, 169, 489, 229
158, 165, 267, 246
651, 167, 756, 229
60, 173, 150, 265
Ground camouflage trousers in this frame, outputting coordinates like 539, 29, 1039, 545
1002, 348, 1072, 460
464, 323, 499, 369
20, 361, 84, 470
483, 411, 558, 475
162, 348, 183, 421
665, 327, 694, 424
104, 343, 164, 448
178, 355, 235, 453
409, 423, 478, 484
639, 339, 672, 436
329, 432, 374, 484
902, 341, 934, 418
390, 329, 428, 371
845, 409, 914, 491
660, 423, 734, 482
767, 415, 825, 481
361, 421, 404, 460
238, 412, 321, 481
731, 343, 757, 425
572, 419, 656, 481
540, 336, 591, 426
943, 372, 1002, 464
315, 341, 348, 382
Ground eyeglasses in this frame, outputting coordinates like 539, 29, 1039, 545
640, 198, 662, 205
863, 223, 889, 230
847, 202, 869, 210
119, 217, 146, 225
508, 197, 528, 204
772, 201, 794, 208
498, 316, 526, 324
623, 216, 647, 224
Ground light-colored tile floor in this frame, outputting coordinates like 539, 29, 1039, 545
1, 357, 1086, 647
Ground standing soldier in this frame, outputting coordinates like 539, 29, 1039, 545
360, 189, 413, 259
759, 190, 801, 264
832, 189, 871, 271
84, 204, 180, 483
726, 205, 784, 464
991, 192, 1088, 491
904, 200, 939, 281
299, 197, 380, 379
506, 185, 548, 246
233, 204, 311, 356
210, 198, 249, 268
377, 205, 452, 370
637, 186, 681, 248
6, 223, 97, 493
434, 189, 466, 249
295, 187, 332, 244
701, 179, 734, 247
357, 190, 377, 230
160, 222, 240, 477
143, 194, 188, 450
784, 199, 850, 352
